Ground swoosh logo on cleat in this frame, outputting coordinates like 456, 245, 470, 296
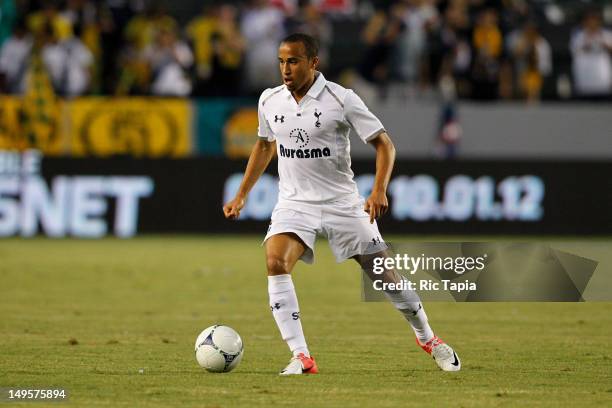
451, 352, 459, 366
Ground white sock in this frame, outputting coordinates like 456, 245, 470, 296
383, 281, 434, 345
268, 274, 309, 357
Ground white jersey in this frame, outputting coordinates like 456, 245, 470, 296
257, 73, 385, 203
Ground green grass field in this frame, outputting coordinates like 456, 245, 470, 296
1, 236, 611, 407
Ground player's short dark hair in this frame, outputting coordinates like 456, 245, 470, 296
281, 33, 319, 59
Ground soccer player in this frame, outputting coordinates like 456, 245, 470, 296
223, 33, 461, 374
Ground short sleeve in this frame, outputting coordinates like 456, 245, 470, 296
258, 92, 275, 142
344, 90, 385, 143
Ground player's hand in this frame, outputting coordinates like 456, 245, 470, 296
364, 190, 388, 224
223, 196, 245, 220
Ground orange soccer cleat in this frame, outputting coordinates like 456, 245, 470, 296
279, 353, 319, 375
417, 335, 461, 372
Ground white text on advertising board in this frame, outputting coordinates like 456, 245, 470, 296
0, 150, 154, 237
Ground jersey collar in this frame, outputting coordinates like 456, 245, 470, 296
306, 72, 326, 99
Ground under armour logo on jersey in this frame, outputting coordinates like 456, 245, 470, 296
372, 236, 381, 245
314, 109, 322, 128
270, 302, 281, 311
274, 115, 285, 123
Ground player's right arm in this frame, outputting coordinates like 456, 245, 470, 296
223, 139, 276, 219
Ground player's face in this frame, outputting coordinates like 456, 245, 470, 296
278, 42, 318, 93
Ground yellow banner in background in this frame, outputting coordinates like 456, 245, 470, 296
223, 107, 259, 159
0, 96, 65, 154
68, 98, 191, 157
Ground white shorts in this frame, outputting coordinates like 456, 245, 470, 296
263, 195, 387, 264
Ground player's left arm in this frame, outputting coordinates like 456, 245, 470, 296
365, 132, 396, 224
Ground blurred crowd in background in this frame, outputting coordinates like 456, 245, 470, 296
0, 0, 610, 101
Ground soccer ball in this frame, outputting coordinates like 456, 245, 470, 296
194, 325, 243, 373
